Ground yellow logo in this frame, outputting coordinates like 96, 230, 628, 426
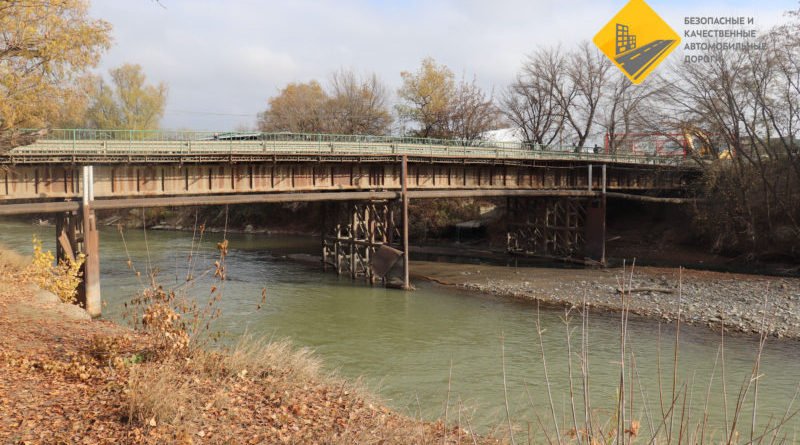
593, 0, 680, 84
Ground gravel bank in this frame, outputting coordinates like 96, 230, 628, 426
413, 261, 800, 339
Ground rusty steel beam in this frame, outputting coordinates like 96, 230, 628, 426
0, 190, 694, 217
90, 191, 400, 210
407, 189, 600, 199
0, 201, 79, 215
604, 192, 696, 204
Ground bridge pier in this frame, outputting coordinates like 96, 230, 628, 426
81, 204, 101, 317
320, 155, 411, 289
507, 196, 606, 265
321, 199, 405, 286
55, 166, 102, 317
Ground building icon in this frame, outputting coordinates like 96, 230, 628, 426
616, 23, 636, 55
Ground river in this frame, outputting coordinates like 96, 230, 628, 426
1, 219, 798, 439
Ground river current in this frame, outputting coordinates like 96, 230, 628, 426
1, 220, 798, 438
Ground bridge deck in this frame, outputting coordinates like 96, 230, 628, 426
4, 131, 688, 166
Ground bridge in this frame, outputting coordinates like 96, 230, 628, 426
0, 129, 699, 317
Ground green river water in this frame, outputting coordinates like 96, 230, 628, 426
1, 219, 799, 439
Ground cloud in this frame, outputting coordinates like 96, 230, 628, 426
89, 0, 796, 130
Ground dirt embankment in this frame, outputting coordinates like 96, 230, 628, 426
0, 254, 497, 444
413, 261, 800, 339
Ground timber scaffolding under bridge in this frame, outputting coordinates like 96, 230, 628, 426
0, 129, 700, 317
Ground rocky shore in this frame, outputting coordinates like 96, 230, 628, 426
413, 261, 800, 339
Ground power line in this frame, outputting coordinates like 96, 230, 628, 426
165, 109, 256, 117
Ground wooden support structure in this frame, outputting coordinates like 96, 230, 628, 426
81, 205, 101, 317
507, 163, 607, 265
52, 167, 102, 316
321, 200, 403, 286
507, 197, 601, 262
320, 156, 411, 289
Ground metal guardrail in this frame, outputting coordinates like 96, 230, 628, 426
8, 129, 689, 166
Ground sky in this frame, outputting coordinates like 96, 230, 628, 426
89, 0, 798, 131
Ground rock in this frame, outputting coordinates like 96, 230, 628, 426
27, 284, 60, 304
56, 303, 91, 321
33, 289, 60, 305
245, 224, 254, 233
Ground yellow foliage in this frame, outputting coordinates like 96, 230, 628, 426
259, 80, 329, 133
0, 0, 112, 147
85, 64, 168, 130
30, 236, 85, 304
397, 57, 456, 138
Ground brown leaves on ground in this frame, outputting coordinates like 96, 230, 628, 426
0, 262, 497, 444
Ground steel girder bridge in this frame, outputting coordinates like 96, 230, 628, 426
0, 129, 699, 317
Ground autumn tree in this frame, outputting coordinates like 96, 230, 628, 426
257, 81, 328, 133
85, 64, 168, 130
0, 0, 111, 150
326, 70, 392, 135
258, 71, 392, 135
396, 58, 456, 138
397, 57, 497, 142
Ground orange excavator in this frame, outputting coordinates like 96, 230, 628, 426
682, 127, 732, 159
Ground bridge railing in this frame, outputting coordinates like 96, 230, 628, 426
9, 129, 688, 166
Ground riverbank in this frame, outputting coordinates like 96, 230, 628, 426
0, 255, 495, 444
413, 261, 800, 339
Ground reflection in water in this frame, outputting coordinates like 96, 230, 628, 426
0, 220, 798, 435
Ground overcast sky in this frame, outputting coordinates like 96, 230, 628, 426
89, 0, 797, 130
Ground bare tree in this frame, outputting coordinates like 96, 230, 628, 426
502, 47, 565, 148
598, 71, 661, 153
449, 77, 499, 143
663, 25, 800, 258
557, 42, 612, 149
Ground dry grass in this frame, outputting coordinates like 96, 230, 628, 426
113, 333, 480, 444
518, 264, 800, 445
220, 335, 322, 382
0, 243, 28, 272
125, 360, 194, 427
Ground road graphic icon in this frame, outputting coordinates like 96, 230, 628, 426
593, 0, 680, 84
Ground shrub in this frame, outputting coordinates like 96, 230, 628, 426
30, 235, 85, 304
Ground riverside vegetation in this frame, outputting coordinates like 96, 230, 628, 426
0, 238, 496, 444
